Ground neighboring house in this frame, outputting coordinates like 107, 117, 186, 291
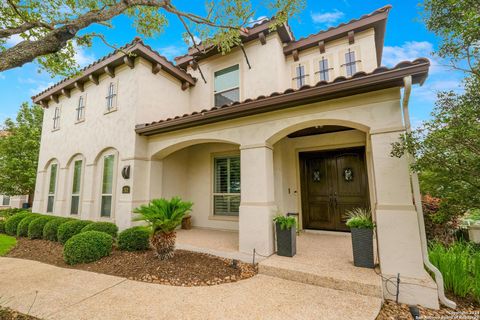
0, 195, 29, 209
0, 131, 29, 209
31, 6, 438, 307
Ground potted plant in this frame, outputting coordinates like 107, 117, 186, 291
133, 197, 193, 260
345, 208, 375, 268
459, 209, 480, 244
273, 215, 297, 257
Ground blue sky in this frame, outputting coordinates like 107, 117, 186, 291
0, 0, 464, 127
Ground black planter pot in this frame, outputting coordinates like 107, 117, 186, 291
350, 228, 374, 268
275, 222, 296, 257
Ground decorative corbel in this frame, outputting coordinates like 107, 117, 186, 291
152, 63, 162, 74
189, 60, 198, 71
292, 49, 299, 62
181, 81, 189, 91
259, 32, 266, 45
74, 81, 84, 92
89, 74, 99, 85
124, 56, 135, 69
61, 88, 70, 98
50, 94, 59, 104
104, 65, 115, 78
348, 31, 355, 45
318, 40, 325, 54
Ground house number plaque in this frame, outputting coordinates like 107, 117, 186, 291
122, 185, 131, 194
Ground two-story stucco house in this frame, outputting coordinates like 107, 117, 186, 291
31, 6, 443, 308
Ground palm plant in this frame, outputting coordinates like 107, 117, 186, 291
133, 197, 193, 260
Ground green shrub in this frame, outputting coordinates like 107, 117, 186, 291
16, 214, 39, 237
28, 216, 55, 239
81, 222, 118, 238
429, 242, 480, 302
43, 217, 72, 241
4, 212, 31, 236
57, 220, 92, 244
63, 231, 113, 265
0, 208, 29, 219
118, 226, 150, 251
0, 220, 5, 234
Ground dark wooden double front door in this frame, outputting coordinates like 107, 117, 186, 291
300, 147, 369, 232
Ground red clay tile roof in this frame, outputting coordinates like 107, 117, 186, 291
135, 58, 430, 136
283, 5, 392, 66
32, 38, 196, 106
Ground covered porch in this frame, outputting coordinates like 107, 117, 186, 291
176, 228, 382, 297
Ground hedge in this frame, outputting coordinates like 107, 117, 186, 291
0, 208, 28, 219
28, 216, 55, 239
57, 220, 92, 244
4, 212, 31, 236
43, 217, 72, 241
118, 226, 150, 251
0, 220, 5, 234
16, 214, 39, 237
81, 222, 118, 238
63, 231, 113, 265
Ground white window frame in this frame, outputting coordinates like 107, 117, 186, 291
212, 154, 241, 217
75, 95, 85, 122
46, 162, 58, 213
213, 64, 240, 107
99, 152, 116, 218
70, 158, 83, 215
105, 81, 117, 112
53, 107, 60, 130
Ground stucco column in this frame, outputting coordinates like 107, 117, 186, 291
239, 144, 277, 256
56, 167, 68, 216
32, 170, 46, 213
370, 131, 438, 308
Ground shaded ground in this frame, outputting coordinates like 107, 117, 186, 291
6, 238, 256, 286
376, 294, 480, 319
0, 307, 40, 320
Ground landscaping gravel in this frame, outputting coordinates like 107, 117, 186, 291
6, 238, 257, 286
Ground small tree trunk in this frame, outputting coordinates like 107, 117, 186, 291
151, 231, 176, 260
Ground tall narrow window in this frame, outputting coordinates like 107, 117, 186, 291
213, 155, 240, 216
344, 49, 357, 76
70, 160, 82, 215
76, 96, 85, 121
214, 65, 239, 107
105, 82, 117, 111
100, 154, 114, 217
47, 163, 57, 213
293, 64, 307, 88
53, 107, 60, 130
318, 57, 330, 81
2, 196, 10, 206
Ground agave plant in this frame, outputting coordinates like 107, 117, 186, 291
133, 197, 193, 260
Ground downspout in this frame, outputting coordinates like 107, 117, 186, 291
402, 76, 457, 309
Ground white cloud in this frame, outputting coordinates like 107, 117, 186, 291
311, 10, 345, 26
73, 45, 96, 67
5, 34, 23, 47
248, 16, 268, 27
158, 45, 187, 60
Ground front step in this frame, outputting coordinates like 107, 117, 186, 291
259, 262, 382, 298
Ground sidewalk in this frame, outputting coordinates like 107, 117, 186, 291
0, 257, 381, 320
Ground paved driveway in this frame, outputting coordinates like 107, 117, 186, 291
0, 257, 381, 320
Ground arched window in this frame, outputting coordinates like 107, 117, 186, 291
46, 161, 58, 213
98, 151, 117, 217
69, 155, 84, 215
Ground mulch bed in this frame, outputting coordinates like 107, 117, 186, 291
6, 238, 257, 286
0, 307, 40, 320
376, 294, 480, 319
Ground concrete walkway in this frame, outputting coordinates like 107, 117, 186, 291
0, 258, 381, 320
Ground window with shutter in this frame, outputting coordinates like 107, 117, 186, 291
213, 155, 240, 216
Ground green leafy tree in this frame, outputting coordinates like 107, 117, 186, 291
0, 0, 304, 76
392, 0, 480, 221
133, 197, 193, 260
0, 103, 43, 204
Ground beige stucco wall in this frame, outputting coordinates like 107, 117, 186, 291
0, 195, 28, 209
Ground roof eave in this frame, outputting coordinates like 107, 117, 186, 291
136, 59, 429, 137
